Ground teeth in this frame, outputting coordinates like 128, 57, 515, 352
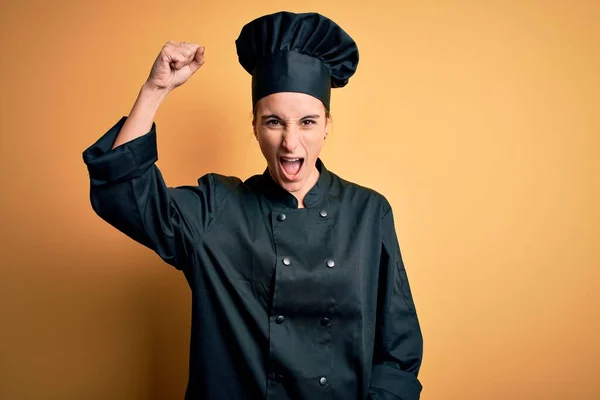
282, 157, 301, 162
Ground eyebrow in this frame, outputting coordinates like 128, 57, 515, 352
260, 114, 321, 120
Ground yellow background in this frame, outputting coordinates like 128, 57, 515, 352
1, 0, 598, 399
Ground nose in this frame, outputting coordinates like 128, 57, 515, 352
281, 127, 300, 152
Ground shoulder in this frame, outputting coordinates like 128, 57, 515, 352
197, 172, 244, 190
328, 170, 392, 218
241, 172, 263, 188
168, 172, 243, 203
195, 173, 244, 200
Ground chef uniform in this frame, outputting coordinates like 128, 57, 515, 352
82, 11, 423, 400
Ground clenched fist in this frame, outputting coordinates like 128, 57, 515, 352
145, 40, 206, 92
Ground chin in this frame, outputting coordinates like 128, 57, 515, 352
277, 179, 304, 193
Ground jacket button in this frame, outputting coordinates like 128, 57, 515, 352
282, 257, 291, 266
277, 213, 286, 221
319, 376, 327, 386
319, 210, 328, 218
275, 315, 285, 324
321, 317, 330, 326
326, 259, 335, 268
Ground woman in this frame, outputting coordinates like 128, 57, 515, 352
83, 11, 423, 400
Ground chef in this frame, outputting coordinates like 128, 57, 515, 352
82, 10, 423, 400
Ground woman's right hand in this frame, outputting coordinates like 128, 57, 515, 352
111, 41, 205, 150
145, 40, 206, 92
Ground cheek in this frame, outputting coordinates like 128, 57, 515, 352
257, 132, 280, 155
306, 133, 326, 153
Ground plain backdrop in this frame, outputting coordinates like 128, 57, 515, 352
0, 0, 598, 399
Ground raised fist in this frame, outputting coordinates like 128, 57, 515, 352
145, 40, 205, 91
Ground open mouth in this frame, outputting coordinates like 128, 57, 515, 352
279, 156, 304, 180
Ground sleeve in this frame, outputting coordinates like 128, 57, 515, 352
368, 204, 424, 400
81, 116, 224, 271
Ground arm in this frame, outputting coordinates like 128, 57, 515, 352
82, 41, 211, 271
368, 205, 424, 400
111, 83, 168, 150
82, 113, 218, 271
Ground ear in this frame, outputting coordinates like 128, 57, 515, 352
252, 120, 258, 140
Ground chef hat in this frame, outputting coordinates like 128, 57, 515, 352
235, 11, 359, 111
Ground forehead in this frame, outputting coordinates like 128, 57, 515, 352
256, 92, 325, 117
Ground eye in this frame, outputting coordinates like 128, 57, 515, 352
301, 119, 316, 126
266, 119, 282, 127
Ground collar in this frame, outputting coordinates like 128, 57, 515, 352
259, 158, 333, 208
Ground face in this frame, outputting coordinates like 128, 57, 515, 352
253, 92, 329, 195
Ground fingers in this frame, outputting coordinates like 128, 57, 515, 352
171, 50, 191, 70
164, 41, 204, 70
179, 42, 200, 58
